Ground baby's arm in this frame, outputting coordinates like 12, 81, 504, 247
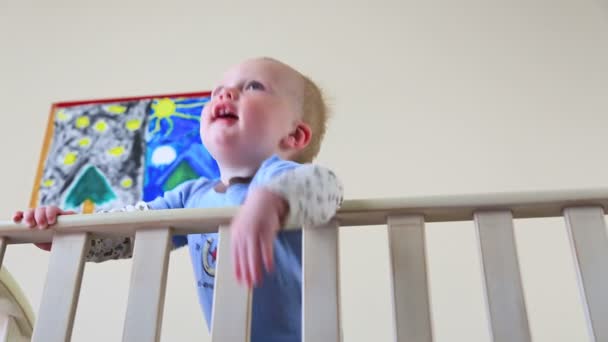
12, 202, 151, 262
230, 162, 343, 287
85, 202, 151, 262
262, 164, 343, 227
13, 179, 201, 261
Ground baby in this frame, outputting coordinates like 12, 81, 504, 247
13, 57, 342, 342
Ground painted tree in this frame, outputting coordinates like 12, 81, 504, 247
64, 165, 116, 213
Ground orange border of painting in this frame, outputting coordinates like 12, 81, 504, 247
29, 91, 212, 208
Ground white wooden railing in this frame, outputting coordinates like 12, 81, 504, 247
1, 188, 608, 342
0, 267, 34, 342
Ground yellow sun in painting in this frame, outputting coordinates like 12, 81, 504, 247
149, 98, 206, 136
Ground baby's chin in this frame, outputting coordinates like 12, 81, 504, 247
203, 126, 240, 143
207, 138, 272, 165
203, 133, 246, 155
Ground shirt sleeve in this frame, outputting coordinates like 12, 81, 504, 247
252, 156, 344, 228
85, 201, 150, 263
146, 178, 203, 210
146, 178, 210, 249
85, 178, 208, 262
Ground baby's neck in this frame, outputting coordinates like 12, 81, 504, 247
218, 163, 260, 185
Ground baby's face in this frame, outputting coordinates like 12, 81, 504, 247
201, 58, 303, 166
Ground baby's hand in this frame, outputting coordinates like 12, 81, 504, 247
230, 188, 288, 288
12, 206, 77, 251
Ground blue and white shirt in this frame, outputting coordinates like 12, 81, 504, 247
86, 155, 343, 342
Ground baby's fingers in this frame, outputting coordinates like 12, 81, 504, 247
233, 236, 251, 287
240, 242, 253, 288
34, 207, 48, 229
247, 238, 263, 287
12, 211, 23, 223
35, 243, 52, 251
260, 234, 274, 274
23, 209, 36, 228
45, 206, 74, 225
46, 206, 61, 225
232, 237, 243, 283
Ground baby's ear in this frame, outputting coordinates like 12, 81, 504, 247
281, 122, 311, 151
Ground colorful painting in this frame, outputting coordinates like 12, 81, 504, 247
143, 97, 219, 201
31, 92, 220, 213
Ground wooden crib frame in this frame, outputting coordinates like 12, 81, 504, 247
0, 188, 607, 342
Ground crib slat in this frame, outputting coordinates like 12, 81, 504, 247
211, 225, 252, 342
122, 228, 171, 342
564, 207, 608, 342
387, 215, 433, 342
1, 315, 16, 342
302, 220, 341, 342
0, 238, 6, 268
0, 314, 8, 342
32, 232, 88, 342
0, 315, 27, 342
474, 211, 531, 342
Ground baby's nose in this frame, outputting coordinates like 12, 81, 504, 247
219, 87, 238, 101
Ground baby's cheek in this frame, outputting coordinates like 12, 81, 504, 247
245, 99, 269, 115
201, 105, 210, 120
199, 123, 210, 145
199, 109, 211, 128
199, 124, 209, 141
198, 120, 205, 134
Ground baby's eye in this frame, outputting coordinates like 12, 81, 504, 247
244, 81, 265, 91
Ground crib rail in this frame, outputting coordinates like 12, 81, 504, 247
0, 267, 34, 342
0, 188, 607, 342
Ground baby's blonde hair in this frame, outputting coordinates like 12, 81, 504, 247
255, 57, 330, 163
293, 74, 329, 163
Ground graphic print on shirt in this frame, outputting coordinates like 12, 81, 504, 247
202, 236, 218, 277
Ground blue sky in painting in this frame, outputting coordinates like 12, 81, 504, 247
143, 96, 220, 201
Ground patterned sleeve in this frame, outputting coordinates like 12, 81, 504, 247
85, 201, 150, 263
86, 178, 206, 262
261, 164, 344, 228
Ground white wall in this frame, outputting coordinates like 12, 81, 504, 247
0, 0, 607, 341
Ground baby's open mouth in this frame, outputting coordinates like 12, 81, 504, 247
216, 108, 238, 120
212, 103, 239, 122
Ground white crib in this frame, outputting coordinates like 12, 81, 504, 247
0, 267, 33, 342
0, 188, 607, 342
